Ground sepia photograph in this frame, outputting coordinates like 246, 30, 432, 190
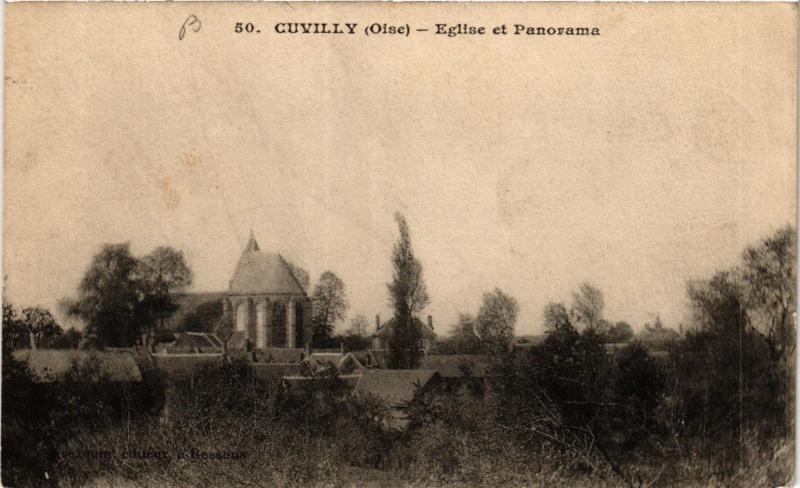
2, 2, 797, 487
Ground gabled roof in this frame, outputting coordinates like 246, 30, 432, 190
13, 349, 142, 383
305, 352, 344, 373
419, 355, 490, 378
373, 317, 436, 339
229, 234, 306, 295
304, 352, 366, 375
160, 332, 223, 354
353, 369, 439, 407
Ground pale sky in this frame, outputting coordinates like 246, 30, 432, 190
3, 3, 797, 335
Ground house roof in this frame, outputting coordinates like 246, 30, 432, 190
160, 332, 223, 354
373, 317, 436, 339
337, 353, 366, 374
12, 349, 142, 383
229, 235, 306, 296
419, 355, 490, 378
353, 369, 439, 406
305, 352, 344, 372
304, 352, 366, 375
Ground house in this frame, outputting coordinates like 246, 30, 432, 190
371, 314, 436, 357
353, 369, 440, 429
12, 349, 142, 383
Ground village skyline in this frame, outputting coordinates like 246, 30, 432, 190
3, 213, 793, 336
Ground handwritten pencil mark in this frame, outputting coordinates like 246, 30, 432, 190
179, 15, 202, 41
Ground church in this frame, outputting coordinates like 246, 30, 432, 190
162, 232, 313, 351
220, 232, 313, 350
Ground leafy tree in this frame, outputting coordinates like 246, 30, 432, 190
20, 307, 63, 348
506, 323, 618, 470
1, 301, 70, 350
476, 288, 519, 353
606, 321, 634, 343
571, 282, 606, 333
687, 270, 746, 335
742, 225, 796, 362
64, 243, 193, 347
138, 247, 193, 335
311, 271, 348, 345
337, 332, 371, 352
64, 243, 142, 347
672, 268, 788, 462
178, 299, 222, 332
387, 212, 429, 369
2, 301, 28, 351
48, 328, 83, 349
543, 302, 572, 333
614, 342, 664, 435
347, 314, 370, 337
438, 313, 482, 354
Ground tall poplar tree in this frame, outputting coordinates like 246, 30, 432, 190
387, 212, 430, 369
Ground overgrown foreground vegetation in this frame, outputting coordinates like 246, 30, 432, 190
2, 228, 795, 487
2, 330, 793, 488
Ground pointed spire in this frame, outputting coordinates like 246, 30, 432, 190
244, 229, 260, 252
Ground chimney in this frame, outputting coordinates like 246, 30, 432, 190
29, 331, 37, 350
427, 315, 433, 330
375, 314, 381, 332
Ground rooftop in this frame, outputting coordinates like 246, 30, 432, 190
229, 233, 306, 296
353, 369, 439, 407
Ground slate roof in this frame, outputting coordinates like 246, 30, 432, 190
419, 355, 490, 378
353, 369, 439, 407
229, 235, 306, 295
12, 349, 142, 383
373, 317, 436, 339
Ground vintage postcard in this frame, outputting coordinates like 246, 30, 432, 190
2, 2, 797, 487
